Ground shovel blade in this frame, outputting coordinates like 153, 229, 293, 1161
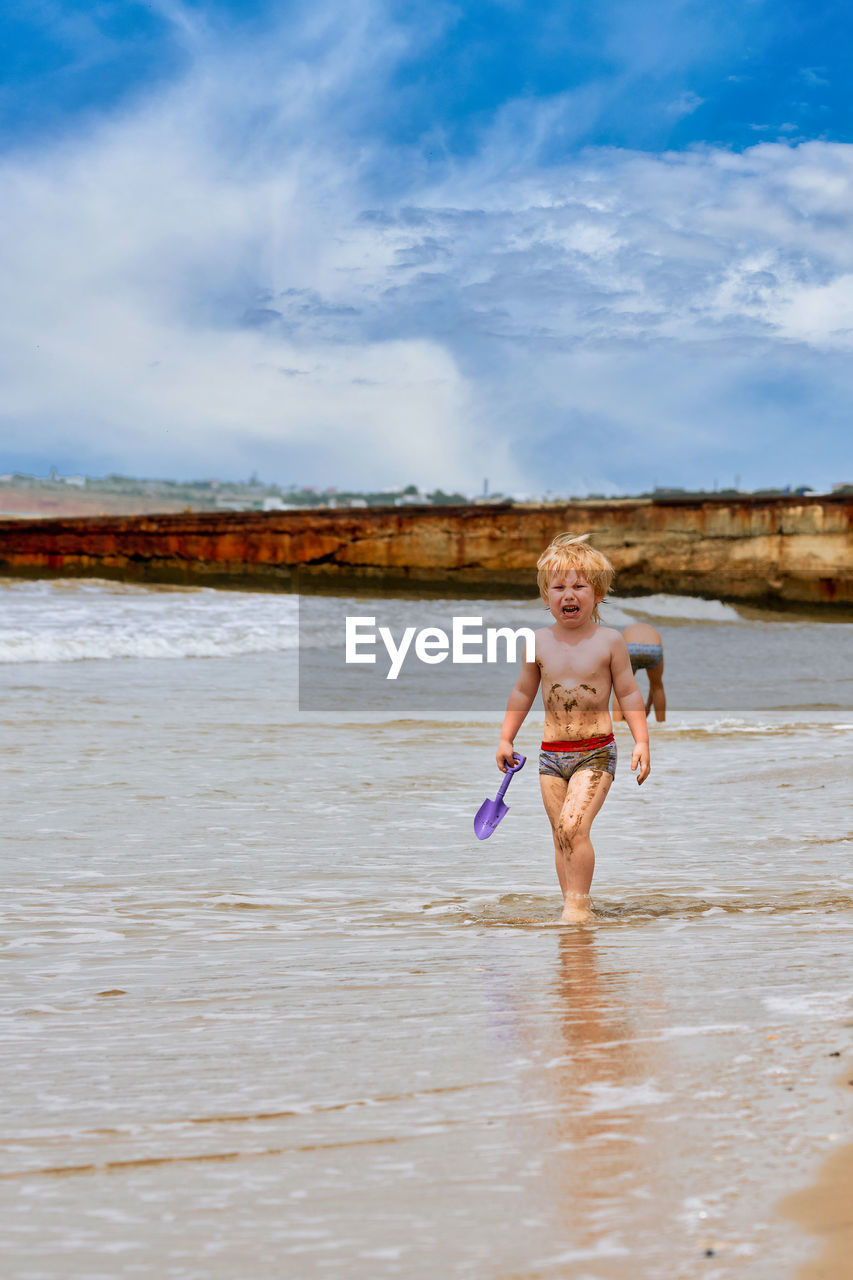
474, 797, 508, 840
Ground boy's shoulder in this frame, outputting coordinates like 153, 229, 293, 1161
595, 624, 623, 643
594, 624, 626, 653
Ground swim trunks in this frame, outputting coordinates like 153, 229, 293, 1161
539, 733, 617, 782
627, 642, 663, 672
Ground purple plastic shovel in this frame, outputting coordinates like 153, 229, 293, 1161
474, 753, 526, 840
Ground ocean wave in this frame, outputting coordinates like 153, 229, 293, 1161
605, 594, 743, 622
0, 576, 204, 596
647, 716, 853, 736
0, 579, 299, 663
0, 628, 298, 662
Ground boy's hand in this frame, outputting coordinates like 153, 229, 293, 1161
631, 742, 650, 785
496, 738, 516, 772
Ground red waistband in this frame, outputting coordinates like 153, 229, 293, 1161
541, 734, 614, 752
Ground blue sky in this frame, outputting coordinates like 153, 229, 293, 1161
1, 0, 852, 494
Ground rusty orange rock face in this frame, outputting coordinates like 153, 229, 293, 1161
0, 498, 849, 606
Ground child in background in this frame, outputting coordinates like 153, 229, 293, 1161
496, 533, 650, 923
612, 622, 666, 722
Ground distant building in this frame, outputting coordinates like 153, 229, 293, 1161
215, 495, 254, 510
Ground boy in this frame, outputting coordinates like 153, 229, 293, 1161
496, 533, 650, 923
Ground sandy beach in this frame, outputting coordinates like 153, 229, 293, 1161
1, 578, 851, 1277
781, 1091, 853, 1280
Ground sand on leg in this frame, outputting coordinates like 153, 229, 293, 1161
540, 774, 569, 897
542, 766, 612, 923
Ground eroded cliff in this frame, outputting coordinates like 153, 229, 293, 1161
0, 497, 849, 606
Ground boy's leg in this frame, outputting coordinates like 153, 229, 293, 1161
555, 766, 612, 921
540, 774, 569, 895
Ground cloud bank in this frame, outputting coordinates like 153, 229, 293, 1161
1, 2, 851, 492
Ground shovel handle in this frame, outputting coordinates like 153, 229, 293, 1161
496, 752, 526, 802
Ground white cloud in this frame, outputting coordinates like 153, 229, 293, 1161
664, 91, 704, 117
0, 10, 852, 493
0, 12, 500, 489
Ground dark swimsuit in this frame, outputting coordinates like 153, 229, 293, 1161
627, 642, 663, 672
539, 733, 617, 781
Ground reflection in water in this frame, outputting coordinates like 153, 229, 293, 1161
544, 930, 665, 1259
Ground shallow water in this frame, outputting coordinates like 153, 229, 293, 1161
1, 580, 852, 1278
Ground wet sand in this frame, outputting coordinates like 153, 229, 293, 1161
1, 581, 852, 1277
781, 1076, 853, 1280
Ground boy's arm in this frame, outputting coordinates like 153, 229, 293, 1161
610, 636, 651, 784
497, 657, 541, 772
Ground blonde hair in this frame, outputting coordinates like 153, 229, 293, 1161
536, 532, 614, 622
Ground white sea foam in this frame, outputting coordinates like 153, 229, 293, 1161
605, 593, 743, 622
593, 601, 637, 627
577, 1081, 673, 1111
0, 578, 299, 662
657, 715, 853, 735
764, 991, 853, 1020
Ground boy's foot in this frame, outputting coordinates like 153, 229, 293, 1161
560, 894, 594, 924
